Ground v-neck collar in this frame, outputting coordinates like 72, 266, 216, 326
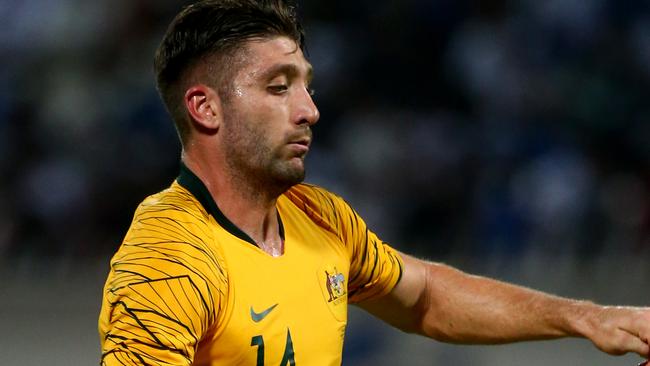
176, 162, 285, 248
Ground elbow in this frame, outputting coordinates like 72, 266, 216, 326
417, 313, 464, 343
412, 304, 455, 342
410, 265, 446, 340
410, 263, 462, 343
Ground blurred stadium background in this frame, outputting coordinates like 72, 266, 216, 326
0, 0, 649, 364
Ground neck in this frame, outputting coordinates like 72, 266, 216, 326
181, 150, 284, 254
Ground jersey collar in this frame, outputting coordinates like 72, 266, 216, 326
176, 162, 285, 248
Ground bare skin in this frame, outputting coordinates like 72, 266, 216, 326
360, 252, 650, 358
179, 35, 650, 360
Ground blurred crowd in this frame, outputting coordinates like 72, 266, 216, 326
1, 0, 648, 262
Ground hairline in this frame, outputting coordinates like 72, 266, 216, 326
203, 36, 307, 88
176, 35, 305, 143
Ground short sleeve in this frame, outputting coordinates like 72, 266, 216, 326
336, 200, 404, 303
99, 192, 227, 366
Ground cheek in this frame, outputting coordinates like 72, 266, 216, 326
225, 93, 290, 145
250, 102, 290, 136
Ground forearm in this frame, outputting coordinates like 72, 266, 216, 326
417, 262, 595, 344
362, 253, 650, 357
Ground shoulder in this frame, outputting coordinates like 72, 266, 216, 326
110, 180, 226, 290
283, 183, 358, 236
101, 180, 227, 342
135, 180, 210, 223
284, 183, 353, 212
126, 181, 215, 242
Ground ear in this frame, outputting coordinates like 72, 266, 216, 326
184, 84, 222, 131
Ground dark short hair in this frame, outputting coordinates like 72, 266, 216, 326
154, 0, 305, 144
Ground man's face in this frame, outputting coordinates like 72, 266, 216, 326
219, 36, 319, 191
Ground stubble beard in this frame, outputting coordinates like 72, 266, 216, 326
222, 117, 306, 200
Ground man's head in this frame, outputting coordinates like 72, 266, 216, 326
154, 0, 305, 145
155, 0, 319, 194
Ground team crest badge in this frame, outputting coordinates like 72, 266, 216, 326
317, 264, 348, 321
325, 267, 346, 303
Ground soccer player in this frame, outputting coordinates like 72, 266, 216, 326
98, 0, 650, 365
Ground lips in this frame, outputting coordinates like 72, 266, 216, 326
287, 129, 312, 151
286, 134, 311, 157
289, 136, 311, 148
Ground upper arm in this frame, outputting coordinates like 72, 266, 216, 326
101, 276, 212, 366
355, 252, 429, 333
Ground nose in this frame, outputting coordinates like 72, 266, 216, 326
294, 87, 320, 126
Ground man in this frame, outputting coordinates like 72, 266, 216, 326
98, 0, 650, 365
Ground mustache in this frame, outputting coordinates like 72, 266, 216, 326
286, 127, 312, 143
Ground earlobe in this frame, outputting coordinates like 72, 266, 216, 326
184, 85, 222, 131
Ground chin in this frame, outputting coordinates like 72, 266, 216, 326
265, 158, 306, 193
272, 166, 305, 188
282, 169, 306, 186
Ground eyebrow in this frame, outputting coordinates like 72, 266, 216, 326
259, 63, 313, 84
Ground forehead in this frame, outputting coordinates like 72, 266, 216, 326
236, 36, 312, 79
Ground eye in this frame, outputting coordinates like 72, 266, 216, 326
267, 85, 288, 94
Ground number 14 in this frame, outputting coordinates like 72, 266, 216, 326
250, 328, 296, 366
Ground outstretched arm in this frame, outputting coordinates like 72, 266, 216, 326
358, 252, 650, 357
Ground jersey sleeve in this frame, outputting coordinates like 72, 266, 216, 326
285, 185, 404, 303
99, 191, 227, 366
336, 198, 404, 303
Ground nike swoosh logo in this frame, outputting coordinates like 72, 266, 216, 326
250, 303, 278, 322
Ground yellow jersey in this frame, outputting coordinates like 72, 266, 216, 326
99, 164, 403, 365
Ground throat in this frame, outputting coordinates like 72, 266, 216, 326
257, 238, 285, 257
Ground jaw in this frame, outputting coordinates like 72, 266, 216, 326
229, 155, 306, 200
271, 157, 306, 186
